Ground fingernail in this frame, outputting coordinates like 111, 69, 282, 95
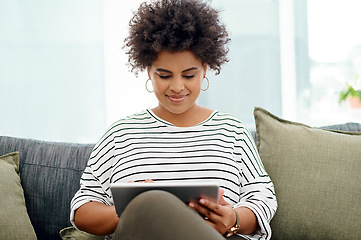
189, 203, 194, 208
199, 199, 205, 204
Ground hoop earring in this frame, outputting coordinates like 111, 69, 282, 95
201, 77, 209, 91
145, 79, 153, 93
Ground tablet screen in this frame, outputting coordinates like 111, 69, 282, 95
110, 181, 220, 217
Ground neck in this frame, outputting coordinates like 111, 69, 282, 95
152, 104, 213, 127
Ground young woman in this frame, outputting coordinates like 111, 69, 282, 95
70, 0, 277, 239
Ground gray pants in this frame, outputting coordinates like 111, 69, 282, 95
113, 190, 245, 240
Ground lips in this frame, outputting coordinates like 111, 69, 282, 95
168, 94, 187, 102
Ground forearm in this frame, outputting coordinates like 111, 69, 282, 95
74, 201, 119, 235
235, 207, 259, 235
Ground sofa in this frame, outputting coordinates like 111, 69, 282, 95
1, 107, 360, 240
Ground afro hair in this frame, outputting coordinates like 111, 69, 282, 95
124, 0, 230, 75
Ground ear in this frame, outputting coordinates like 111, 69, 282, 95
147, 67, 151, 79
202, 64, 208, 78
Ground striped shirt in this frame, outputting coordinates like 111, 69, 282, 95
70, 109, 277, 240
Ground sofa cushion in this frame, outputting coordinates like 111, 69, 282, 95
0, 136, 94, 240
0, 152, 37, 239
59, 226, 104, 240
254, 107, 361, 240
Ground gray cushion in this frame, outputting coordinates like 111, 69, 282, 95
254, 107, 361, 240
0, 136, 94, 240
321, 122, 361, 132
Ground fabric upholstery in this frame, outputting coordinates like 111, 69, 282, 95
1, 110, 361, 240
254, 107, 361, 240
321, 122, 361, 132
0, 152, 37, 239
0, 136, 94, 240
59, 226, 104, 240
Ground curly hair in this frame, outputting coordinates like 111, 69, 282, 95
124, 0, 230, 75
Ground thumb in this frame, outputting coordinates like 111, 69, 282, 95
218, 189, 228, 205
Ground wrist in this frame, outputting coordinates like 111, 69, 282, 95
226, 208, 240, 237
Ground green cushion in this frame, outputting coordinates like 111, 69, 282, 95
0, 152, 37, 239
59, 226, 105, 240
254, 107, 361, 240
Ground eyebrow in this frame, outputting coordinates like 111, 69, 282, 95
156, 67, 198, 73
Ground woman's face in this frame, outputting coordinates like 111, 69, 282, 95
148, 50, 207, 116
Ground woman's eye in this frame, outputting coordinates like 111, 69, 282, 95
184, 75, 194, 79
159, 75, 171, 79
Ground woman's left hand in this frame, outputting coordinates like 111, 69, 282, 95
188, 189, 236, 235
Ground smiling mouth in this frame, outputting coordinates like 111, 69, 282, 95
167, 95, 187, 102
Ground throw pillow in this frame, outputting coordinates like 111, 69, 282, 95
59, 226, 105, 240
254, 107, 361, 240
0, 152, 37, 239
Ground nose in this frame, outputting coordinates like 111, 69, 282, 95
169, 77, 184, 93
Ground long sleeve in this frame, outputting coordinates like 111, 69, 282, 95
233, 126, 277, 240
70, 125, 116, 228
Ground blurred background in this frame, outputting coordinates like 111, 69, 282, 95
1, 0, 361, 143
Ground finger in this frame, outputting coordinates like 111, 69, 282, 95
218, 189, 230, 206
219, 188, 224, 200
198, 198, 221, 214
189, 202, 232, 234
144, 179, 154, 183
127, 181, 136, 183
189, 202, 223, 222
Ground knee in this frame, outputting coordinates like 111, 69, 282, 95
114, 190, 183, 239
130, 190, 181, 209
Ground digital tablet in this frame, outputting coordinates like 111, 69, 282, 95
110, 181, 220, 217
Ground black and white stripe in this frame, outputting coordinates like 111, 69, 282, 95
71, 109, 277, 240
